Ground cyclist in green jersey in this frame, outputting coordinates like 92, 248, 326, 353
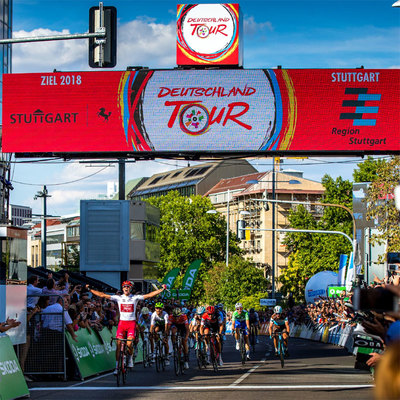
231, 302, 251, 360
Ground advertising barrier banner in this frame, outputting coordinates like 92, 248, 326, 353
2, 69, 399, 155
66, 328, 116, 379
0, 334, 29, 400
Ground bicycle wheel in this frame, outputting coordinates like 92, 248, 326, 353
249, 326, 256, 353
122, 351, 128, 384
155, 341, 161, 372
210, 337, 218, 372
143, 339, 149, 368
279, 337, 285, 368
196, 340, 203, 369
240, 334, 246, 365
173, 342, 181, 376
116, 348, 123, 386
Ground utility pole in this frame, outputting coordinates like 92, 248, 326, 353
34, 186, 51, 268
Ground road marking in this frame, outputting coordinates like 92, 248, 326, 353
29, 385, 374, 391
230, 365, 260, 386
70, 372, 113, 387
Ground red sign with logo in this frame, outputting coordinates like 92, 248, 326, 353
176, 3, 242, 66
2, 69, 399, 155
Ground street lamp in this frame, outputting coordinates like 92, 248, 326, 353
207, 191, 250, 267
34, 186, 51, 269
246, 175, 300, 298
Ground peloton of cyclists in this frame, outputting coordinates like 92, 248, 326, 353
269, 305, 290, 357
86, 281, 166, 374
200, 305, 224, 366
231, 302, 251, 360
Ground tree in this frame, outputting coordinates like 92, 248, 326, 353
147, 192, 242, 302
365, 156, 400, 260
279, 175, 353, 302
353, 156, 386, 183
204, 255, 269, 309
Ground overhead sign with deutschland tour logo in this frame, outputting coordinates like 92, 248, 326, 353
1, 69, 399, 155
176, 3, 242, 66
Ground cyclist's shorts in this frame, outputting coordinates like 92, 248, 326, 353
171, 323, 187, 338
272, 325, 287, 334
154, 322, 166, 332
116, 320, 137, 339
234, 320, 248, 335
203, 322, 220, 334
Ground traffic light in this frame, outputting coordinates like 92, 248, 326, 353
237, 219, 246, 240
89, 5, 117, 68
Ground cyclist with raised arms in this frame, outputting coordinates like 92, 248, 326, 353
86, 281, 166, 374
150, 302, 170, 365
231, 302, 251, 360
200, 306, 224, 366
166, 307, 190, 369
269, 305, 290, 357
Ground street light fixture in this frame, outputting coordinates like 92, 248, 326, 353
206, 198, 250, 267
34, 185, 51, 269
246, 176, 301, 298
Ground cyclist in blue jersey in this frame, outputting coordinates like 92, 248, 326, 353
269, 305, 290, 357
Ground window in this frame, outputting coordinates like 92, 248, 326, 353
130, 222, 145, 240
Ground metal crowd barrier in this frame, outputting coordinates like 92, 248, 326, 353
18, 294, 67, 380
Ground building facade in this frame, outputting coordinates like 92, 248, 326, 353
205, 169, 325, 289
9, 204, 32, 227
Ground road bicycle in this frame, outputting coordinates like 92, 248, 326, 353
195, 335, 207, 369
142, 330, 152, 368
249, 324, 257, 353
274, 330, 287, 368
172, 333, 185, 376
154, 332, 168, 373
111, 336, 130, 386
238, 328, 247, 365
207, 333, 220, 372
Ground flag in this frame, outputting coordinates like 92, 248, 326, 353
182, 259, 202, 291
338, 254, 348, 286
345, 252, 354, 291
161, 268, 180, 289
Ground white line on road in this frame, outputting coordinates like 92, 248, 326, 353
29, 385, 374, 391
70, 372, 113, 387
230, 353, 268, 386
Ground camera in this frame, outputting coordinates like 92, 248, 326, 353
353, 287, 399, 313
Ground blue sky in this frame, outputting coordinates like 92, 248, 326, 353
6, 0, 400, 217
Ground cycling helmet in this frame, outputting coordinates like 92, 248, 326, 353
196, 306, 206, 315
206, 306, 215, 315
155, 302, 164, 309
235, 302, 243, 310
172, 308, 182, 317
182, 307, 188, 314
141, 307, 150, 315
122, 280, 133, 288
217, 303, 224, 310
249, 308, 255, 313
274, 305, 283, 314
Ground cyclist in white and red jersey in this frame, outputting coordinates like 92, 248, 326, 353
86, 281, 166, 374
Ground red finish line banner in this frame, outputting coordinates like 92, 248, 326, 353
2, 69, 399, 154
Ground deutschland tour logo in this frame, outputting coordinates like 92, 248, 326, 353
179, 104, 210, 135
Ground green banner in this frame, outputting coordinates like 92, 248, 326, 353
0, 334, 29, 400
181, 259, 202, 291
162, 289, 191, 301
162, 268, 180, 289
66, 327, 144, 379
328, 286, 346, 297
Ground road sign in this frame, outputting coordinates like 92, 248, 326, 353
260, 298, 276, 306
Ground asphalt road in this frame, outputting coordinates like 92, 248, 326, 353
28, 336, 374, 400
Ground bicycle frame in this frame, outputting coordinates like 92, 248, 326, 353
111, 336, 130, 386
172, 333, 185, 376
275, 331, 286, 368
